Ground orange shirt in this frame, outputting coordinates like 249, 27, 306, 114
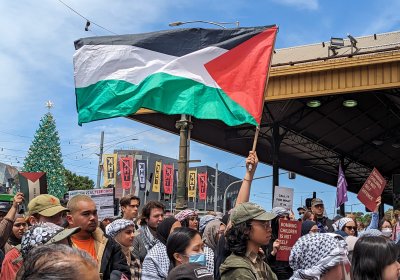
71, 236, 97, 262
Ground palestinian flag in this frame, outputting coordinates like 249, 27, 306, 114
73, 25, 277, 126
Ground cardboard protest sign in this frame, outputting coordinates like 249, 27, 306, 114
273, 186, 294, 210
276, 220, 301, 261
357, 168, 386, 211
68, 188, 114, 220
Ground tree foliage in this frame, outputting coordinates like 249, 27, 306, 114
64, 169, 95, 191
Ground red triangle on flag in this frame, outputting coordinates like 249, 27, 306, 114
19, 172, 46, 182
205, 26, 277, 125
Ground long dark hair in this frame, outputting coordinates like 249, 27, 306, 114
225, 221, 252, 256
352, 236, 399, 280
166, 227, 200, 266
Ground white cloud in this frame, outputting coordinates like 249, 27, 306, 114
272, 0, 319, 10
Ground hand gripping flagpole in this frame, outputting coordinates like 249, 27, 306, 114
248, 26, 278, 172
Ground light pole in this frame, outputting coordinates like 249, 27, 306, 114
169, 20, 240, 29
222, 171, 295, 213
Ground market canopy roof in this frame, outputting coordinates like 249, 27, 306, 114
130, 30, 400, 205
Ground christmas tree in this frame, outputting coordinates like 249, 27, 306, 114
23, 111, 67, 198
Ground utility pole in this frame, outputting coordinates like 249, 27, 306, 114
96, 131, 104, 188
214, 163, 218, 212
175, 114, 192, 210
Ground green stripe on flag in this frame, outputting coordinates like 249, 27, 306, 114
75, 72, 257, 126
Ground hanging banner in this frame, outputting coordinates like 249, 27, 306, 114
357, 167, 387, 211
198, 172, 208, 201
119, 157, 133, 190
163, 164, 174, 194
188, 169, 197, 198
103, 154, 117, 188
152, 160, 162, 193
136, 159, 147, 191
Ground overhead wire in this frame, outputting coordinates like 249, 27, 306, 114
56, 0, 118, 35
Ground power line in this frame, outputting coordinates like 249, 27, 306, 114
56, 0, 118, 35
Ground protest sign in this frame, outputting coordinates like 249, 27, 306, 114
276, 220, 301, 261
357, 168, 386, 211
68, 188, 114, 220
273, 186, 294, 210
19, 172, 47, 208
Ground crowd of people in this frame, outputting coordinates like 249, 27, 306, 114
0, 151, 399, 279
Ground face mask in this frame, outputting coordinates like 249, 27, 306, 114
381, 228, 392, 237
188, 253, 206, 266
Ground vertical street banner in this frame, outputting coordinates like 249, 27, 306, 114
163, 164, 174, 194
276, 220, 302, 261
357, 168, 387, 211
103, 154, 117, 187
119, 157, 133, 190
198, 172, 208, 201
19, 172, 47, 208
188, 169, 197, 198
152, 160, 162, 193
136, 159, 147, 191
336, 164, 349, 208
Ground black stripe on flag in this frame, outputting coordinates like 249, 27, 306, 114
74, 25, 276, 57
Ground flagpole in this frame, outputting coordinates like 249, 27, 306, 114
248, 26, 278, 172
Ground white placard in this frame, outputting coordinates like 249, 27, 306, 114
68, 188, 114, 220
273, 186, 294, 210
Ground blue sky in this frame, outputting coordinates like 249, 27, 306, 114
1, 0, 399, 217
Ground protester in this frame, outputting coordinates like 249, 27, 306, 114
220, 202, 277, 280
175, 209, 199, 230
99, 216, 114, 233
202, 219, 225, 273
214, 151, 258, 280
106, 219, 141, 280
66, 194, 131, 279
132, 200, 165, 263
16, 244, 100, 280
166, 263, 213, 280
120, 195, 141, 222
356, 221, 365, 233
301, 220, 318, 236
2, 214, 27, 254
27, 194, 69, 226
310, 198, 334, 233
297, 207, 306, 221
0, 193, 24, 252
352, 236, 400, 280
289, 233, 350, 280
199, 214, 217, 234
335, 217, 357, 237
142, 216, 181, 279
266, 207, 293, 279
166, 227, 205, 269
379, 218, 394, 239
301, 211, 314, 222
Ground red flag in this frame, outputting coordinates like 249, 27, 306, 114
198, 172, 208, 201
163, 164, 174, 194
119, 157, 133, 190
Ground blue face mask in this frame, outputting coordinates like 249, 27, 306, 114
188, 253, 206, 266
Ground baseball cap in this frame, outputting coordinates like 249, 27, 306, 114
230, 202, 276, 225
28, 194, 68, 217
167, 263, 213, 280
297, 206, 306, 211
0, 202, 11, 214
311, 198, 324, 207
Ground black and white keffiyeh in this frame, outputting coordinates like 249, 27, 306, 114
289, 233, 348, 280
336, 218, 354, 231
105, 218, 135, 238
272, 207, 290, 217
21, 222, 63, 257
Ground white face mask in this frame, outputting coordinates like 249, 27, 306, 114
381, 228, 392, 237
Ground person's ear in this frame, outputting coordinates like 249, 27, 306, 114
173, 253, 184, 265
66, 214, 74, 226
28, 215, 37, 225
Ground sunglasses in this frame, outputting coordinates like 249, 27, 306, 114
344, 226, 357, 231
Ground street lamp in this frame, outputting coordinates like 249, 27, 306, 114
169, 20, 240, 29
222, 171, 295, 213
